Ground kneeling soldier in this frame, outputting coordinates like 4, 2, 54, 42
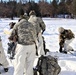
58, 27, 75, 54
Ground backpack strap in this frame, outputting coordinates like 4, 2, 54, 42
36, 55, 44, 74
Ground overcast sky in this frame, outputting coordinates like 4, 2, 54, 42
0, 0, 51, 3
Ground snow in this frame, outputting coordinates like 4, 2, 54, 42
0, 18, 76, 75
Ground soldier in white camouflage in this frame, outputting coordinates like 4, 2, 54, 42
0, 36, 9, 72
9, 18, 37, 75
28, 10, 46, 56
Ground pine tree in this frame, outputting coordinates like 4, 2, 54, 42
58, 0, 68, 14
65, 0, 73, 15
51, 0, 58, 17
26, 2, 41, 16
71, 0, 76, 18
66, 0, 72, 5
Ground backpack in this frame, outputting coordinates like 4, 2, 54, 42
34, 55, 61, 75
61, 29, 75, 40
67, 29, 75, 39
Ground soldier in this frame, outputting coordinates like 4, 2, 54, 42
58, 27, 75, 53
8, 22, 16, 59
0, 36, 9, 72
28, 10, 46, 56
9, 18, 37, 75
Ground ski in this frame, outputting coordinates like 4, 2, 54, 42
68, 51, 76, 56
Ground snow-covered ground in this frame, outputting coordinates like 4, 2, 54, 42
0, 18, 76, 75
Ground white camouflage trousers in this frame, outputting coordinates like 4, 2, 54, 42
13, 43, 36, 75
0, 41, 9, 68
38, 33, 45, 56
64, 38, 74, 51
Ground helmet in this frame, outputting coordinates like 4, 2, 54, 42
29, 10, 36, 16
9, 22, 15, 29
24, 13, 27, 16
58, 27, 64, 33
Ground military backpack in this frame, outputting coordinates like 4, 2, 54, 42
34, 55, 61, 75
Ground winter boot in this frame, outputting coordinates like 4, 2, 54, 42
10, 56, 14, 59
4, 68, 8, 72
62, 51, 67, 54
59, 46, 63, 53
71, 49, 74, 51
0, 63, 2, 66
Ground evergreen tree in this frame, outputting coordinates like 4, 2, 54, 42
65, 0, 73, 15
58, 1, 68, 14
71, 0, 76, 18
60, 0, 65, 2
51, 0, 58, 17
18, 8, 24, 16
26, 1, 41, 16
66, 0, 72, 5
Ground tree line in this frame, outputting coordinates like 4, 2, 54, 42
0, 0, 76, 19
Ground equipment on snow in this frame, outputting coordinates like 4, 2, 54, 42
33, 55, 61, 75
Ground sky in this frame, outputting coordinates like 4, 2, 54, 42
0, 17, 76, 75
0, 0, 52, 3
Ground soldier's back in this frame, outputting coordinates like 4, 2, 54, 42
17, 19, 36, 45
28, 15, 41, 35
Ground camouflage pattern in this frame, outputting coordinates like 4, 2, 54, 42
10, 19, 37, 45
28, 15, 46, 56
38, 17, 46, 33
28, 15, 46, 35
59, 29, 75, 47
19, 15, 29, 21
28, 15, 41, 35
36, 55, 61, 75
29, 10, 36, 16
59, 28, 75, 52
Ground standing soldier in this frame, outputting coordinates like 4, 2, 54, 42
9, 18, 37, 75
28, 10, 46, 56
